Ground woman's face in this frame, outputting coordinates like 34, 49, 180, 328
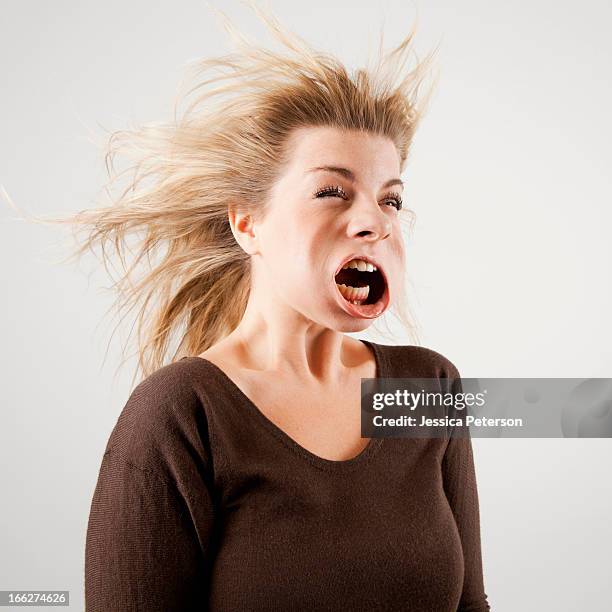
244, 125, 406, 333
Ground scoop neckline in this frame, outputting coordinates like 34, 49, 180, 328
182, 339, 386, 472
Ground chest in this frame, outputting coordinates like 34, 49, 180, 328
226, 369, 374, 462
206, 438, 462, 612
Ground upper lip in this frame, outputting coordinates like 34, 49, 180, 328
333, 253, 387, 284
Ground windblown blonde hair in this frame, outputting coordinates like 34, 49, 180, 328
8, 2, 438, 385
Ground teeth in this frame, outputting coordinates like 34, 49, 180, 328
341, 258, 377, 272
336, 282, 370, 304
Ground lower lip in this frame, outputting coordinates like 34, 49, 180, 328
333, 280, 390, 319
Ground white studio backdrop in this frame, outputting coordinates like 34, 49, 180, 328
1, 1, 611, 610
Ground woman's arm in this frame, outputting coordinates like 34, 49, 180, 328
442, 377, 491, 611
84, 449, 215, 611
84, 364, 217, 611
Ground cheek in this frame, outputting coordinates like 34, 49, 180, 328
390, 239, 406, 281
397, 240, 406, 265
259, 210, 299, 256
259, 215, 317, 281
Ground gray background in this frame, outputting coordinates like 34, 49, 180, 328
1, 1, 611, 610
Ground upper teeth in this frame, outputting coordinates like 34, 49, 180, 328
341, 258, 377, 272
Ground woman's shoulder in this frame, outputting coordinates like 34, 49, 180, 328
371, 342, 461, 379
101, 357, 217, 478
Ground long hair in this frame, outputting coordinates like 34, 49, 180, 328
5, 1, 438, 386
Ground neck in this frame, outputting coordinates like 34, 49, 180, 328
223, 291, 357, 383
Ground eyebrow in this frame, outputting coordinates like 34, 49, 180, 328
307, 165, 404, 189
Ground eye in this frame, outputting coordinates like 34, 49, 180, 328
314, 184, 349, 200
313, 185, 403, 211
382, 192, 403, 211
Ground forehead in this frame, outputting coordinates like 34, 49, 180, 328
282, 126, 401, 183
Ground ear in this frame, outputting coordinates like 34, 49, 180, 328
228, 205, 258, 255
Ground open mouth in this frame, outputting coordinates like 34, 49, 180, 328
333, 256, 389, 317
335, 262, 385, 305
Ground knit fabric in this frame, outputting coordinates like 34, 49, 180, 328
85, 341, 490, 611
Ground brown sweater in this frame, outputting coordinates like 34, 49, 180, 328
85, 341, 490, 611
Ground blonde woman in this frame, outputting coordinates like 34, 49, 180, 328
56, 5, 491, 611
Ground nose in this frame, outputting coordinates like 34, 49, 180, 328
345, 198, 392, 242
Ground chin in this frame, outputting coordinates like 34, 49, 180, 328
323, 313, 374, 334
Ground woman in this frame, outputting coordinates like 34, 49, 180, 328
77, 5, 490, 611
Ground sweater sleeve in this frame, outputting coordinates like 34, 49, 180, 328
441, 377, 491, 612
85, 451, 213, 611
84, 363, 217, 611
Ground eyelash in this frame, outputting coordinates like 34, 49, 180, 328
314, 184, 403, 211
